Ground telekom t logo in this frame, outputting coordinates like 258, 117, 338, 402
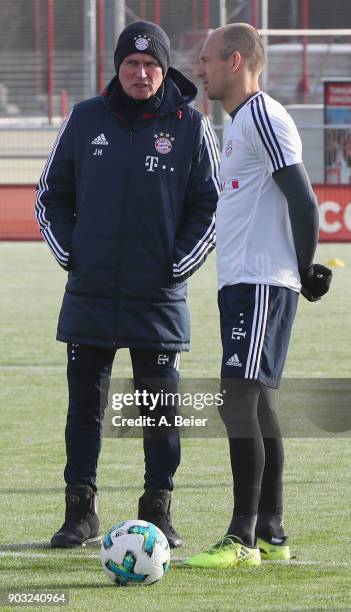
145, 156, 159, 172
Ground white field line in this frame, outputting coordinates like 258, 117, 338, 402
0, 551, 350, 568
0, 366, 65, 371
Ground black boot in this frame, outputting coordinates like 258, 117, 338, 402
51, 485, 101, 548
138, 489, 182, 548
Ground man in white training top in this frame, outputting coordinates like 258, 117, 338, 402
185, 23, 332, 569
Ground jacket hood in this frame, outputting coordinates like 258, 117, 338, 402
165, 66, 198, 105
102, 66, 198, 116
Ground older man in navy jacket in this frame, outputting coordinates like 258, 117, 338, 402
35, 20, 219, 549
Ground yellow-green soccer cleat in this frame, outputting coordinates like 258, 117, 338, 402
257, 536, 291, 561
183, 536, 261, 569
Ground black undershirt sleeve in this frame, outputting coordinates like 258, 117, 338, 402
273, 162, 319, 275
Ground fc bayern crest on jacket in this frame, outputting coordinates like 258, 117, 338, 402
154, 133, 174, 154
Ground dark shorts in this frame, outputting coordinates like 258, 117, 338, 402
218, 283, 299, 388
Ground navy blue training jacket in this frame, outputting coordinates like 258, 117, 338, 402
35, 68, 220, 350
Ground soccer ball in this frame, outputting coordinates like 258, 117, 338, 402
100, 519, 170, 586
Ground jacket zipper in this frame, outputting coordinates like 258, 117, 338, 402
112, 124, 134, 347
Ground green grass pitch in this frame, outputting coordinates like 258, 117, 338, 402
0, 242, 350, 611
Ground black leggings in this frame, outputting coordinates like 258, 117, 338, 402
218, 379, 284, 519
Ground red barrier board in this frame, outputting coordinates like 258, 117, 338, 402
0, 185, 40, 240
324, 82, 351, 107
315, 185, 351, 242
0, 184, 350, 242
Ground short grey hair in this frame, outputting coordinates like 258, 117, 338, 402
219, 23, 265, 72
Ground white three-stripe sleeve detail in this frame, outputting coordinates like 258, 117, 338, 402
36, 111, 72, 231
35, 111, 73, 265
203, 115, 221, 170
202, 116, 221, 196
172, 236, 215, 276
43, 228, 68, 265
172, 118, 218, 276
173, 220, 215, 276
174, 215, 216, 269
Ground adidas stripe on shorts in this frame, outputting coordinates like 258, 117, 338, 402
218, 283, 299, 388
